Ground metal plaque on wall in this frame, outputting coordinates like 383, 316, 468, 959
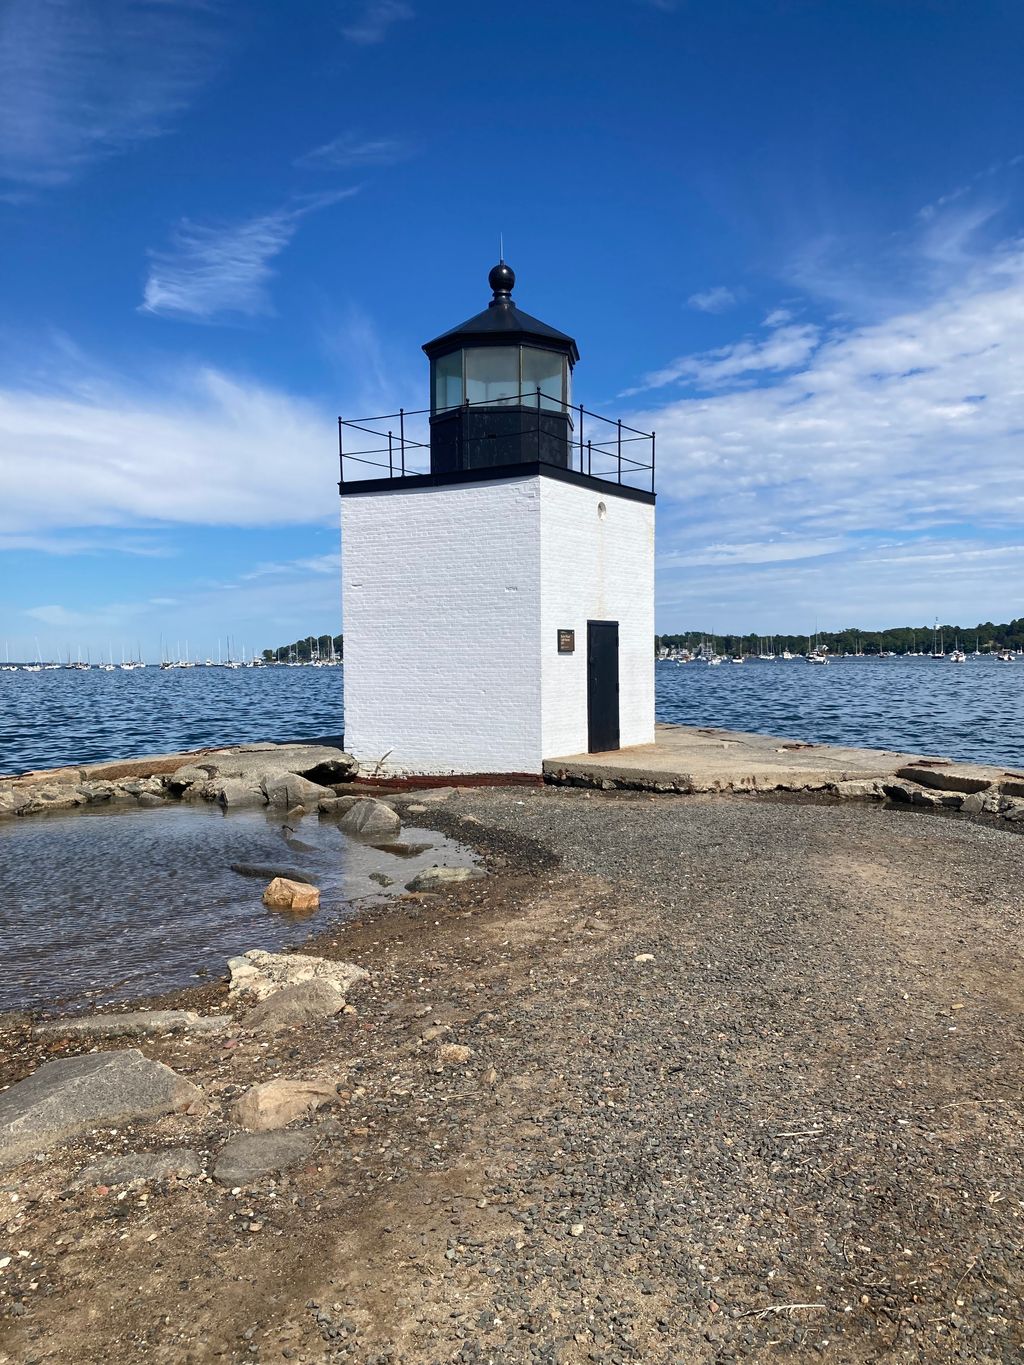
557, 629, 575, 654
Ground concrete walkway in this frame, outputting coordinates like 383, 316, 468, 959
544, 721, 1022, 795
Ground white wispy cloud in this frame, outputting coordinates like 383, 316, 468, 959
141, 191, 358, 321
0, 362, 337, 535
242, 553, 339, 581
629, 323, 820, 393
0, 530, 172, 556
917, 156, 1024, 223
0, 0, 220, 191
659, 536, 849, 569
688, 286, 738, 313
339, 0, 412, 44
763, 307, 793, 328
22, 597, 166, 630
788, 182, 1017, 320
629, 241, 1024, 566
917, 201, 1002, 271
296, 132, 410, 170
317, 304, 420, 420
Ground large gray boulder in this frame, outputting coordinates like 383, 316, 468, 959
338, 797, 401, 839
213, 1130, 317, 1185
262, 772, 335, 810
832, 778, 883, 801
961, 789, 1007, 815
0, 1051, 200, 1169
227, 949, 368, 1001
234, 745, 355, 782
168, 744, 356, 800
243, 980, 346, 1032
166, 762, 217, 794
214, 778, 267, 809
76, 1148, 202, 1186
406, 865, 484, 892
19, 785, 86, 814
118, 776, 165, 798
33, 1010, 228, 1041
317, 794, 361, 816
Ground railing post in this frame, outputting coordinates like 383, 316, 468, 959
617, 419, 622, 484
651, 430, 656, 493
579, 403, 584, 472
388, 430, 393, 478
342, 414, 352, 491
587, 439, 592, 477
536, 386, 542, 463
399, 408, 406, 476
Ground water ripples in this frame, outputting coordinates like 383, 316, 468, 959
1, 656, 1022, 775
0, 803, 470, 1013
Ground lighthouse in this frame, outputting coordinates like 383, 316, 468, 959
338, 262, 655, 777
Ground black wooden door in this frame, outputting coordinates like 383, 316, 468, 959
587, 621, 620, 753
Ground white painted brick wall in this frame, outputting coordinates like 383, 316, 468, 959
342, 477, 543, 775
341, 471, 655, 775
539, 479, 655, 757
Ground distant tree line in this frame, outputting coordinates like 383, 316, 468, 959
656, 619, 1024, 656
262, 634, 343, 662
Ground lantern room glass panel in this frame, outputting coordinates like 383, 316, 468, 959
520, 347, 566, 412
433, 350, 464, 412
464, 347, 520, 407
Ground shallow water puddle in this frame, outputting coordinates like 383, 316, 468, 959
0, 803, 475, 1014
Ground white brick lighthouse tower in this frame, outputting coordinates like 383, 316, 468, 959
339, 261, 655, 777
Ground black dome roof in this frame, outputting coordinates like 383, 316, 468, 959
422, 262, 579, 364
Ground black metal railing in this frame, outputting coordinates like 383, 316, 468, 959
337, 390, 655, 493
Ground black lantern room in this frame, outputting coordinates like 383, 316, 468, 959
422, 261, 579, 475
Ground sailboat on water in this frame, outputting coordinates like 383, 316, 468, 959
805, 627, 829, 664
22, 639, 44, 673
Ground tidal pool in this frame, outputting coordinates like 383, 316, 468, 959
0, 803, 473, 1014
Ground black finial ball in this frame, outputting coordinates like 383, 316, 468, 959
488, 261, 515, 296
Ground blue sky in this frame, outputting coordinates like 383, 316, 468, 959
1, 0, 1023, 660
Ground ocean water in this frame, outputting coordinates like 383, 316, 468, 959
0, 802, 473, 1013
0, 654, 1022, 776
0, 665, 345, 774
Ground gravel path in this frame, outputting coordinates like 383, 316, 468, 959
1, 788, 1022, 1363
429, 789, 1024, 1363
